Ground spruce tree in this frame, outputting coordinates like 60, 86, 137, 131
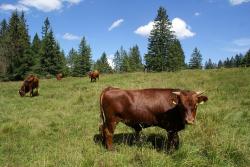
189, 47, 202, 69
217, 60, 223, 68
242, 49, 250, 67
145, 6, 174, 71
72, 37, 92, 76
205, 59, 214, 69
94, 52, 112, 73
113, 50, 122, 72
128, 45, 143, 71
31, 33, 41, 74
7, 11, 33, 80
235, 54, 243, 67
167, 39, 185, 71
224, 58, 231, 68
0, 19, 8, 77
40, 18, 65, 76
67, 48, 78, 75
119, 47, 130, 72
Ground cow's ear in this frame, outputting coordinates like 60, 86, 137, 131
172, 92, 181, 96
198, 95, 208, 104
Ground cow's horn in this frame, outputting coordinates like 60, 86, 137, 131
172, 92, 181, 96
196, 91, 204, 95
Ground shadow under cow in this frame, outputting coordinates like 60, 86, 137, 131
93, 133, 169, 151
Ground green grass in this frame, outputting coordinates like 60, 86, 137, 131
0, 68, 249, 167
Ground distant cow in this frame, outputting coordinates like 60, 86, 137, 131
99, 87, 208, 151
56, 73, 63, 80
88, 70, 99, 82
19, 74, 39, 97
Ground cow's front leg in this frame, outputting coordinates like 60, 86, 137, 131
167, 131, 179, 152
30, 88, 34, 97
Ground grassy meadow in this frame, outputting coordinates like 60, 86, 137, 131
0, 68, 249, 167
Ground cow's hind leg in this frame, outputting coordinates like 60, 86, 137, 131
126, 123, 142, 143
103, 120, 117, 151
30, 88, 34, 97
167, 132, 179, 153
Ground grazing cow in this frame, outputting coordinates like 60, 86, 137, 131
88, 70, 99, 82
56, 73, 63, 80
99, 87, 208, 151
19, 74, 39, 97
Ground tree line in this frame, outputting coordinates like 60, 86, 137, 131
204, 50, 250, 69
0, 11, 68, 80
1, 8, 249, 81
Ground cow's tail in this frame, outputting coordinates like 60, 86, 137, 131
100, 91, 106, 126
100, 87, 112, 125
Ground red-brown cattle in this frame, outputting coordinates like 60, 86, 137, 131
19, 74, 39, 97
56, 73, 63, 80
88, 70, 99, 82
99, 87, 208, 151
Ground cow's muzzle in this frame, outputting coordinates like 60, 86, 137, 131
185, 118, 195, 125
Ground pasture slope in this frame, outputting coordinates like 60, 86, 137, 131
0, 68, 249, 167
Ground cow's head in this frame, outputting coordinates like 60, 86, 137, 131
172, 91, 208, 125
19, 86, 26, 97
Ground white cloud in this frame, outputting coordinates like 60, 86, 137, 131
194, 12, 200, 16
108, 19, 124, 31
229, 0, 250, 5
134, 21, 154, 37
0, 0, 82, 13
62, 33, 81, 40
0, 3, 29, 12
171, 17, 195, 39
19, 0, 62, 12
233, 38, 250, 46
134, 18, 195, 40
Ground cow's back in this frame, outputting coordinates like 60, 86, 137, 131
101, 88, 179, 124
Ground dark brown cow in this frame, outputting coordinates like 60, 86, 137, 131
19, 74, 39, 97
56, 73, 63, 80
88, 70, 99, 82
99, 87, 208, 151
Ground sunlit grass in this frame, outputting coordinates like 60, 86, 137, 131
0, 68, 249, 166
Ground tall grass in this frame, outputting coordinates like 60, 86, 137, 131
0, 68, 249, 166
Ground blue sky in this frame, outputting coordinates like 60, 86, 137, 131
1, 0, 250, 65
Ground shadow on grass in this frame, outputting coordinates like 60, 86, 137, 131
93, 133, 168, 151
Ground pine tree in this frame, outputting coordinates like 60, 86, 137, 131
217, 60, 223, 68
0, 19, 8, 77
189, 47, 202, 69
72, 37, 92, 76
145, 6, 174, 71
167, 39, 185, 71
94, 52, 112, 73
67, 48, 78, 74
224, 58, 231, 68
205, 59, 215, 69
6, 11, 33, 80
128, 45, 143, 72
40, 18, 66, 76
113, 49, 122, 72
31, 33, 41, 74
119, 47, 130, 72
235, 54, 243, 67
242, 49, 250, 67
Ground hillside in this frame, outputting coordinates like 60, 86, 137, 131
0, 68, 249, 167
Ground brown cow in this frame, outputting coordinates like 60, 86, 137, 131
56, 73, 63, 80
88, 70, 99, 82
19, 74, 39, 97
99, 87, 208, 152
